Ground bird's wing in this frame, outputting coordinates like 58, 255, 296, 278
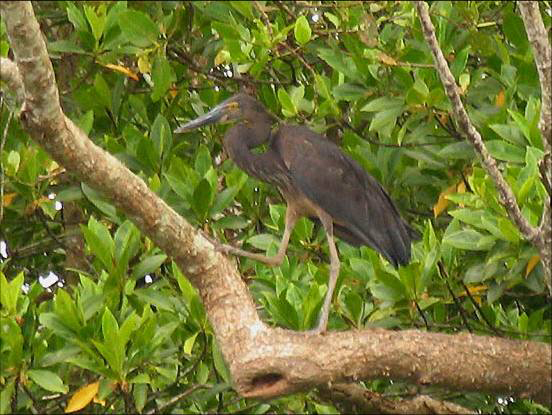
285, 127, 413, 266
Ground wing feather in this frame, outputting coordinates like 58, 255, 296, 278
277, 126, 414, 267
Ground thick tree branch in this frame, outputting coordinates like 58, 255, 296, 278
318, 383, 474, 414
416, 1, 552, 295
2, 1, 551, 407
0, 57, 25, 109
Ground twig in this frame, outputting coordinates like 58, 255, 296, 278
518, 2, 552, 296
168, 46, 291, 87
20, 382, 39, 414
145, 384, 211, 415
518, 2, 552, 154
437, 261, 472, 333
416, 2, 551, 295
414, 300, 429, 330
460, 281, 502, 336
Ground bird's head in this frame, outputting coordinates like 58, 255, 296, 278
174, 93, 271, 133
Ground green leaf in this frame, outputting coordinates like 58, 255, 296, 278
502, 11, 528, 49
342, 289, 363, 326
39, 313, 75, 339
412, 77, 429, 97
361, 97, 404, 112
324, 12, 340, 28
332, 83, 367, 101
212, 337, 231, 383
174, 262, 199, 305
450, 47, 470, 79
98, 308, 123, 375
317, 48, 361, 82
262, 291, 299, 329
131, 254, 167, 280
438, 142, 474, 159
84, 5, 105, 43
374, 272, 406, 301
247, 233, 279, 250
369, 108, 403, 137
81, 183, 119, 222
192, 179, 213, 220
0, 316, 24, 367
489, 124, 525, 147
119, 10, 159, 47
54, 289, 82, 332
93, 73, 111, 111
81, 217, 114, 271
212, 215, 249, 230
119, 312, 140, 349
27, 370, 68, 393
102, 307, 119, 343
151, 114, 171, 161
0, 379, 15, 414
277, 88, 296, 117
443, 229, 496, 251
114, 220, 140, 267
133, 383, 147, 412
134, 288, 175, 312
195, 144, 212, 177
183, 331, 199, 355
48, 40, 86, 54
294, 16, 312, 45
151, 57, 176, 102
210, 187, 238, 216
486, 140, 525, 163
0, 272, 23, 315
448, 208, 484, 228
66, 2, 88, 32
212, 22, 241, 40
76, 110, 94, 135
507, 110, 532, 146
516, 147, 540, 204
229, 1, 254, 19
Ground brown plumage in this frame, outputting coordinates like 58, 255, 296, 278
175, 93, 417, 332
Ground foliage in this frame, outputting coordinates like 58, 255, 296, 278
1, 1, 550, 413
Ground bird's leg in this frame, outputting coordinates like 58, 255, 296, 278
313, 212, 340, 334
216, 207, 298, 267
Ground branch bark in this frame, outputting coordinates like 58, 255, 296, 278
1, 1, 551, 407
416, 1, 552, 296
318, 383, 474, 414
518, 1, 552, 294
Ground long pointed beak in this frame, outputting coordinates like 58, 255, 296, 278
173, 103, 228, 133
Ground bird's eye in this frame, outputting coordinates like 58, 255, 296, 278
227, 102, 240, 112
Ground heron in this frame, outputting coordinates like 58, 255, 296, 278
175, 93, 417, 333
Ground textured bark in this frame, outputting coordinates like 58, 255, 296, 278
416, 1, 552, 296
318, 383, 474, 414
518, 1, 552, 297
1, 1, 551, 407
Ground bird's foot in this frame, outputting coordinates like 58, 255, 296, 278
201, 232, 229, 253
200, 232, 242, 256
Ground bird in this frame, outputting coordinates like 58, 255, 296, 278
174, 93, 417, 333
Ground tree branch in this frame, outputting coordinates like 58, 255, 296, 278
0, 57, 25, 109
518, 1, 552, 291
1, 1, 551, 407
317, 382, 474, 414
415, 1, 551, 295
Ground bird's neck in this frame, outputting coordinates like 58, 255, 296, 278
242, 117, 273, 148
223, 121, 275, 178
